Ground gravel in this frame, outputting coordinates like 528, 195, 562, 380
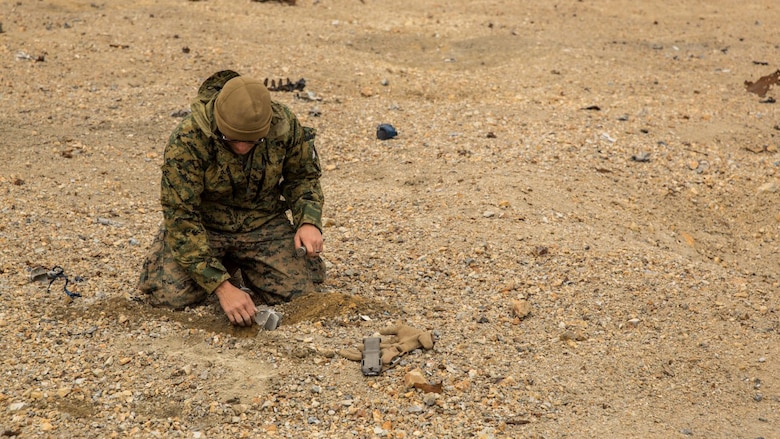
1, 0, 779, 437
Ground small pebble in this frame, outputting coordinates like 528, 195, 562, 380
8, 402, 26, 411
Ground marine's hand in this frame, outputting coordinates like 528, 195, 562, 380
215, 281, 257, 326
295, 223, 323, 258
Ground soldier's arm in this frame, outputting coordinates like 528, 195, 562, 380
160, 125, 231, 293
280, 111, 324, 231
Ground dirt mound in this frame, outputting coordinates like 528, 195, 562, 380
280, 290, 394, 325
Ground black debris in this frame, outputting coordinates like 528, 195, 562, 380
264, 77, 306, 92
170, 109, 191, 118
376, 124, 397, 140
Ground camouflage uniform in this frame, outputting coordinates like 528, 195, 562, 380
138, 70, 325, 308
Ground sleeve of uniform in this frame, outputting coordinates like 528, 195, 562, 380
280, 111, 324, 231
160, 126, 231, 294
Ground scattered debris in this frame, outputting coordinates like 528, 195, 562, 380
745, 69, 780, 97
264, 77, 306, 92
16, 51, 46, 62
45, 266, 82, 299
631, 152, 651, 162
506, 417, 531, 425
170, 109, 191, 117
60, 145, 84, 158
582, 105, 601, 111
28, 265, 53, 283
252, 0, 296, 4
295, 91, 321, 102
376, 124, 397, 140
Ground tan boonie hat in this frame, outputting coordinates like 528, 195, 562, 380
214, 77, 272, 141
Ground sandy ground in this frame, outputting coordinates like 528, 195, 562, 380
1, 0, 779, 438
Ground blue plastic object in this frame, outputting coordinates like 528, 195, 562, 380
376, 124, 398, 140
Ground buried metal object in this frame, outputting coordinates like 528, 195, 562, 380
254, 308, 282, 330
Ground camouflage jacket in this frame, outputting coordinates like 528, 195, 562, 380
161, 70, 323, 293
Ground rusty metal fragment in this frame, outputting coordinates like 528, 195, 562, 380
745, 70, 780, 97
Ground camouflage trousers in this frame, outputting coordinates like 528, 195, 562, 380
137, 215, 325, 309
